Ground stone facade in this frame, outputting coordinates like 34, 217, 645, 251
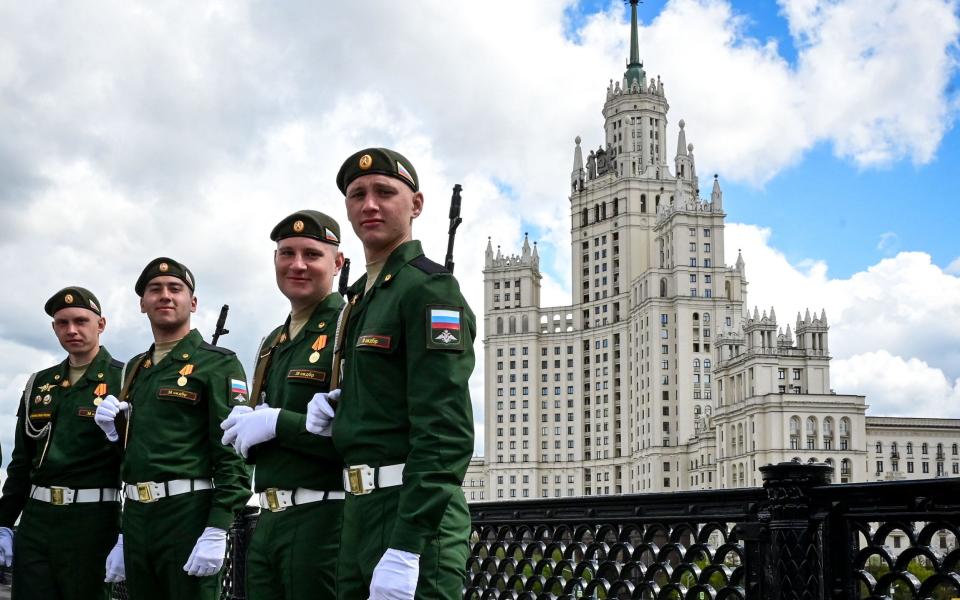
468, 1, 960, 502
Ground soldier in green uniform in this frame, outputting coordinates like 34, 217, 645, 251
93, 257, 252, 600
220, 210, 346, 599
0, 286, 123, 599
307, 148, 476, 600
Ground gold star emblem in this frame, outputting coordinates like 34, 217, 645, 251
64, 293, 74, 304
293, 220, 305, 233
359, 154, 373, 170
159, 262, 169, 272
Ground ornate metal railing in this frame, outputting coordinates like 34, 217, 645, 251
465, 463, 960, 600
98, 463, 960, 599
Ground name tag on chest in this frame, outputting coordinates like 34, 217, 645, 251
287, 369, 327, 382
158, 388, 199, 402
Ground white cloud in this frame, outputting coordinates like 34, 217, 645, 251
832, 350, 960, 417
876, 231, 899, 253
947, 256, 960, 274
0, 0, 957, 462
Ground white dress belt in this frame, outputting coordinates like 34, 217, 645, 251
258, 488, 346, 512
124, 478, 213, 503
30, 485, 120, 505
342, 463, 404, 495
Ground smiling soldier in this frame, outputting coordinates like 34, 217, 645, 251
93, 257, 251, 599
220, 210, 346, 599
0, 286, 123, 600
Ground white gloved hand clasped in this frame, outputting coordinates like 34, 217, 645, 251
94, 395, 129, 442
305, 389, 339, 436
220, 404, 278, 458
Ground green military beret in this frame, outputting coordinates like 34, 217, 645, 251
336, 147, 419, 194
135, 257, 196, 297
44, 286, 103, 317
270, 210, 341, 245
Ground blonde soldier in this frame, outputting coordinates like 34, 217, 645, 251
307, 148, 476, 600
220, 210, 346, 599
0, 287, 122, 599
93, 258, 251, 600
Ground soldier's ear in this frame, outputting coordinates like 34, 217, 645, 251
190, 295, 198, 313
335, 252, 345, 271
97, 316, 107, 334
411, 191, 424, 219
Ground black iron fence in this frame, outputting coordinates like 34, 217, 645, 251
465, 462, 960, 600
97, 462, 960, 598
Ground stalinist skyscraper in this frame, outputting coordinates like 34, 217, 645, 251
474, 0, 958, 502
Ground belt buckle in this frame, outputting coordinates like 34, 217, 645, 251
264, 488, 285, 512
136, 483, 156, 503
347, 465, 372, 495
50, 486, 67, 506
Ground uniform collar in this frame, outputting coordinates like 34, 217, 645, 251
348, 240, 424, 299
304, 292, 342, 333
82, 346, 114, 384
55, 346, 113, 388
146, 328, 203, 364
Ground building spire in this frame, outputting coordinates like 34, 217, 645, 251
629, 0, 641, 66
623, 0, 646, 91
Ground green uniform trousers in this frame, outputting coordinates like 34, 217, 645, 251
12, 499, 119, 600
337, 488, 470, 600
246, 500, 343, 599
122, 491, 220, 600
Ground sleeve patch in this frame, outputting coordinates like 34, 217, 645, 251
230, 378, 249, 405
426, 306, 464, 351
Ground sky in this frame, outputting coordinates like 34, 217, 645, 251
0, 0, 958, 465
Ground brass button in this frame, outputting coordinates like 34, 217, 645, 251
97, 372, 104, 379
182, 353, 190, 359
319, 321, 326, 329
384, 274, 392, 282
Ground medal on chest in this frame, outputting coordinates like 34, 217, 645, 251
93, 383, 108, 406
309, 335, 328, 364
178, 364, 195, 386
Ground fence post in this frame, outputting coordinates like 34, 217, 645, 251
757, 461, 833, 600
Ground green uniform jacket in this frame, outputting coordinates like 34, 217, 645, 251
333, 240, 476, 555
251, 293, 344, 491
0, 347, 123, 528
121, 329, 251, 530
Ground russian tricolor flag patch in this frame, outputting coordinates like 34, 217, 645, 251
427, 307, 464, 350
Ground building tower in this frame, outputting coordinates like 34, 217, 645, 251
484, 0, 745, 499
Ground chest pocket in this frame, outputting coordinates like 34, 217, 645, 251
156, 378, 204, 406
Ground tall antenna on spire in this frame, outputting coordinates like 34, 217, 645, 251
626, 0, 643, 67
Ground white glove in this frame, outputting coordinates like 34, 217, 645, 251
0, 527, 13, 567
218, 405, 252, 447
306, 389, 340, 436
183, 527, 227, 577
104, 534, 125, 582
94, 395, 129, 442
369, 548, 420, 600
220, 403, 279, 458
